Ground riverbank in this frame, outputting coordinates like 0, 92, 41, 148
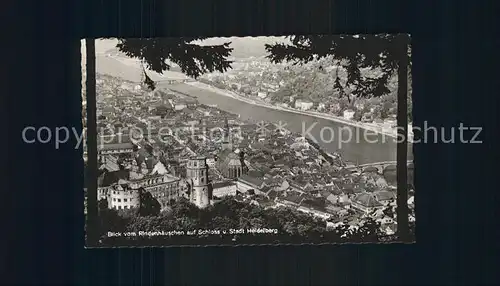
100, 54, 413, 142
186, 81, 414, 142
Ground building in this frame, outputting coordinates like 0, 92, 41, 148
97, 134, 136, 161
295, 100, 314, 111
289, 181, 314, 193
135, 174, 183, 208
155, 100, 174, 116
217, 150, 246, 179
106, 180, 141, 210
297, 206, 332, 220
206, 157, 216, 167
382, 164, 397, 186
343, 109, 355, 120
249, 196, 275, 209
182, 97, 199, 109
152, 88, 174, 99
98, 167, 184, 210
162, 78, 191, 85
360, 172, 389, 188
97, 169, 130, 199
384, 119, 397, 128
351, 193, 384, 214
362, 113, 373, 122
330, 103, 341, 113
100, 106, 115, 117
373, 190, 396, 204
186, 157, 212, 208
275, 191, 304, 207
215, 118, 247, 179
237, 174, 266, 194
167, 160, 184, 177
212, 181, 237, 198
172, 98, 189, 110
354, 102, 365, 110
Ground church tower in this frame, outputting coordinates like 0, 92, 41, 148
186, 157, 211, 208
221, 117, 232, 151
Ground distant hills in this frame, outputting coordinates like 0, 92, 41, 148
82, 37, 291, 82
95, 55, 188, 83
96, 37, 289, 61
194, 36, 290, 60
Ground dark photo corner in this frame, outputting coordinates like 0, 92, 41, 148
2, 0, 499, 285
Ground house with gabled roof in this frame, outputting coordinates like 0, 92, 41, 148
278, 179, 290, 191
212, 181, 237, 198
373, 190, 396, 204
236, 173, 266, 195
250, 196, 276, 209
297, 206, 332, 220
275, 191, 304, 207
351, 192, 384, 214
97, 134, 137, 158
289, 181, 314, 193
381, 223, 398, 235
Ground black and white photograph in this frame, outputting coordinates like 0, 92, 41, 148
82, 34, 415, 247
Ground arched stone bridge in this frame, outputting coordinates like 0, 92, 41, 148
156, 78, 195, 85
346, 161, 413, 173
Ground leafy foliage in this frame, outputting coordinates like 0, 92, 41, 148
96, 197, 412, 246
137, 188, 161, 216
265, 34, 410, 102
95, 35, 415, 244
97, 199, 130, 237
116, 38, 234, 90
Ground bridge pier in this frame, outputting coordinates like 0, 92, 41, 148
347, 161, 413, 172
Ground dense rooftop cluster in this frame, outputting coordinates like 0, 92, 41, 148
201, 56, 412, 124
89, 73, 415, 241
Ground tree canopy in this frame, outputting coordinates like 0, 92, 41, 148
114, 35, 410, 98
137, 188, 161, 216
116, 38, 234, 90
105, 35, 413, 242
265, 34, 410, 102
96, 197, 410, 246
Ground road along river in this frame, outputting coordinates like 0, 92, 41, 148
163, 82, 413, 165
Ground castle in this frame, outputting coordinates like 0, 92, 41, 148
98, 155, 213, 210
185, 157, 212, 208
96, 119, 245, 210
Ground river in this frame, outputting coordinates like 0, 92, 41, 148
162, 83, 413, 165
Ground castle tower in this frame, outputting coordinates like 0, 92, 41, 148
222, 117, 232, 151
186, 157, 211, 208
